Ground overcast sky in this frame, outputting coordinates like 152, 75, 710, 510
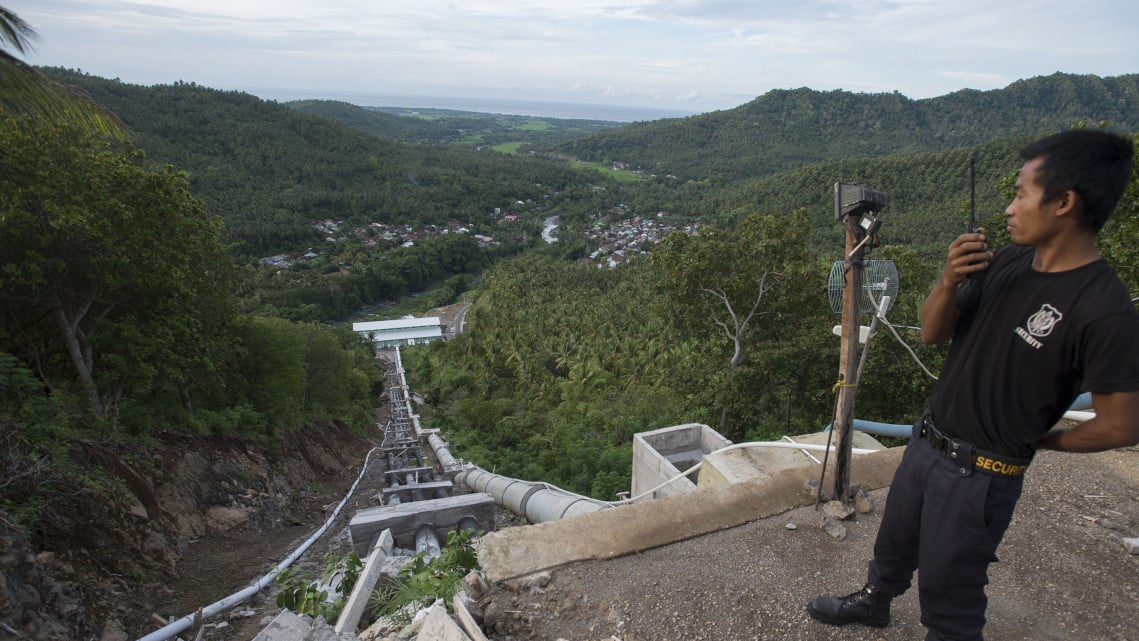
11, 0, 1139, 118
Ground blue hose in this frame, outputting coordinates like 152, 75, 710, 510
831, 392, 1093, 439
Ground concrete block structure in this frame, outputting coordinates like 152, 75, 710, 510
349, 493, 496, 554
632, 423, 886, 498
631, 423, 731, 499
698, 430, 886, 488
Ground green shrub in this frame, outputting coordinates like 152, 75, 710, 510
368, 529, 481, 625
274, 551, 363, 623
0, 353, 59, 427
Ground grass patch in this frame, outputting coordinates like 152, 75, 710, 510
516, 120, 552, 131
571, 160, 646, 183
491, 141, 525, 154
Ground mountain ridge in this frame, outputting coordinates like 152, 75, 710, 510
556, 72, 1139, 182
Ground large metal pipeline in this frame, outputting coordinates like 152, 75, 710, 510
427, 432, 461, 474
390, 348, 426, 438
455, 466, 608, 524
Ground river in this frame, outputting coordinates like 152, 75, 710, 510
542, 216, 559, 243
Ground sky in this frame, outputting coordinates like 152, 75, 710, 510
10, 0, 1139, 120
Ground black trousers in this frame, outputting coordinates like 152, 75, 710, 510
866, 416, 1024, 641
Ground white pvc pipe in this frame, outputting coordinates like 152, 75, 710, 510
135, 446, 382, 641
783, 435, 822, 464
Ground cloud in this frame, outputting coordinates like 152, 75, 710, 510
938, 70, 1005, 85
13, 0, 1139, 113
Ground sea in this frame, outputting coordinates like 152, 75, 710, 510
257, 88, 701, 123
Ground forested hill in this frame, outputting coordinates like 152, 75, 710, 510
287, 100, 624, 147
285, 100, 459, 142
36, 68, 1139, 265
556, 72, 1139, 182
39, 68, 604, 260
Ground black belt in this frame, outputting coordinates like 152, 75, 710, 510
920, 414, 1031, 478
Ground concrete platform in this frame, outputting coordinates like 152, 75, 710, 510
350, 493, 496, 554
476, 446, 903, 583
381, 479, 454, 501
384, 466, 435, 483
699, 430, 886, 488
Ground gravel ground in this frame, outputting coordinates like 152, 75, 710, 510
480, 445, 1139, 641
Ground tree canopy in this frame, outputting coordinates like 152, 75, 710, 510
0, 114, 385, 432
38, 68, 616, 261
0, 115, 232, 418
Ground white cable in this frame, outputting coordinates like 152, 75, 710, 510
783, 435, 822, 464
888, 323, 922, 331
878, 315, 940, 381
514, 441, 881, 507
863, 284, 939, 382
847, 235, 873, 259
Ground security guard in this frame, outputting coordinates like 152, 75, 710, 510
808, 129, 1139, 641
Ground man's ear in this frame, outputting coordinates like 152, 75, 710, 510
1054, 190, 1079, 218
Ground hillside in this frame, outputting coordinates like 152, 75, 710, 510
285, 99, 461, 143
287, 100, 624, 148
38, 68, 606, 260
37, 68, 1139, 266
556, 72, 1139, 182
706, 137, 1029, 259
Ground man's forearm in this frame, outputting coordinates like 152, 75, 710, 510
1038, 418, 1139, 453
920, 278, 961, 344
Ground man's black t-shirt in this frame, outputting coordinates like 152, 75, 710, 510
931, 245, 1139, 459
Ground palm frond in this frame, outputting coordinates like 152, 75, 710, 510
0, 6, 125, 137
0, 6, 36, 56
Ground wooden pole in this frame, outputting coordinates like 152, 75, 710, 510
831, 216, 864, 503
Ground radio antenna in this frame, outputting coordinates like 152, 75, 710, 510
969, 155, 977, 232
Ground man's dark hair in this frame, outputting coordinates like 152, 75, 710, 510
1020, 129, 1134, 232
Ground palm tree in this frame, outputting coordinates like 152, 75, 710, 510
0, 5, 123, 135
0, 6, 32, 56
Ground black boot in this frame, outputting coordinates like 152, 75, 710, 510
806, 583, 892, 628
